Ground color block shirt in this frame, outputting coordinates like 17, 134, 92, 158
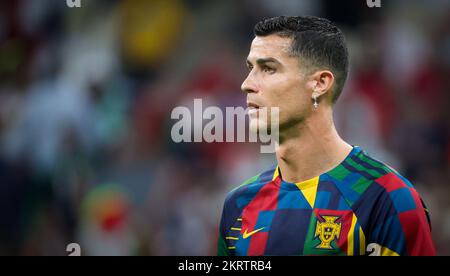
217, 147, 436, 256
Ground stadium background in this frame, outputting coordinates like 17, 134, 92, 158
0, 0, 449, 255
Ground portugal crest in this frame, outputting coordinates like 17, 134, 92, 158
314, 215, 342, 249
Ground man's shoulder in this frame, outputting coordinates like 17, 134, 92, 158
346, 148, 423, 212
350, 149, 433, 241
329, 147, 419, 210
352, 148, 415, 190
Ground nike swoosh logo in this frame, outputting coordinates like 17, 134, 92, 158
243, 227, 265, 239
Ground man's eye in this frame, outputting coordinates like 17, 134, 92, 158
263, 67, 275, 73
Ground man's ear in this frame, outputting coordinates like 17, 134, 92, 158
310, 70, 335, 98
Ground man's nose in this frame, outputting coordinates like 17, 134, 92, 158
241, 73, 258, 94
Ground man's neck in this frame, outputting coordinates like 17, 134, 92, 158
275, 109, 352, 183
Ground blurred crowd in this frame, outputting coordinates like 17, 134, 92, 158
0, 0, 449, 255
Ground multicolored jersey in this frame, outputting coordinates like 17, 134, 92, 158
217, 147, 436, 256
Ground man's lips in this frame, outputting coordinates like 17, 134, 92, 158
247, 102, 261, 109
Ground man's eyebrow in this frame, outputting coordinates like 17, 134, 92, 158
246, 57, 281, 66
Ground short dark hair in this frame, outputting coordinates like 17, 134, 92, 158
254, 16, 349, 103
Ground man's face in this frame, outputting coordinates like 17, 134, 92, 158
242, 35, 313, 133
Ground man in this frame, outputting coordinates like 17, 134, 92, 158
217, 16, 436, 256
